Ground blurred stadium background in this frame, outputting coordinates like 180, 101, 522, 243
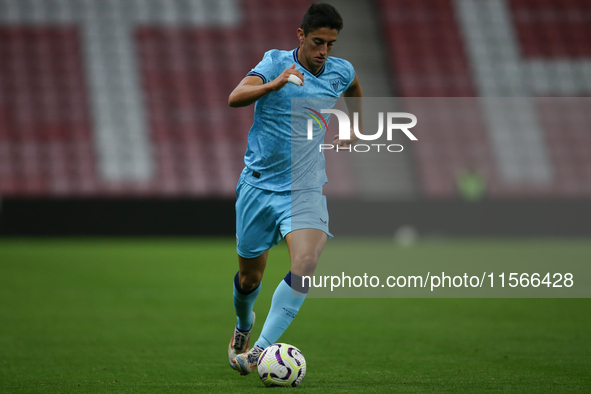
0, 0, 589, 236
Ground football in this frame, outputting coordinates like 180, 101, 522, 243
257, 343, 306, 387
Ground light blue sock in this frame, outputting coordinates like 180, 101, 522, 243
254, 272, 307, 349
233, 272, 261, 331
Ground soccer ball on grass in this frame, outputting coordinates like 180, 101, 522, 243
257, 343, 306, 387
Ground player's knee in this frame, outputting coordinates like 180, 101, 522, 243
239, 272, 262, 292
291, 254, 318, 277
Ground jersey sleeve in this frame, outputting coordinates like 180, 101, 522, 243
246, 50, 278, 84
343, 60, 356, 92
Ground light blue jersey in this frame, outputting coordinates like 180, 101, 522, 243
240, 48, 355, 191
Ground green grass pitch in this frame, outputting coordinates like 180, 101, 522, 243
0, 238, 590, 393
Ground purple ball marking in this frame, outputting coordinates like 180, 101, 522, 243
275, 349, 285, 366
287, 347, 302, 366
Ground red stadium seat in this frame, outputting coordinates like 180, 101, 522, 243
376, 0, 591, 198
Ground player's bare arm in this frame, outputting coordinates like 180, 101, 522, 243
334, 73, 363, 147
228, 64, 305, 108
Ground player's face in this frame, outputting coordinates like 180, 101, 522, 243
297, 27, 338, 73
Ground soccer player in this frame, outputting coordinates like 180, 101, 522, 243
227, 3, 362, 375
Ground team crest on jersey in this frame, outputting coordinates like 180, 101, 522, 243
330, 79, 341, 93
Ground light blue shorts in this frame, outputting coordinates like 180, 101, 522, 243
235, 179, 333, 259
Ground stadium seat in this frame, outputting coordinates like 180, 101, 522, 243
376, 0, 591, 198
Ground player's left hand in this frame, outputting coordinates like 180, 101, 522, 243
333, 129, 359, 149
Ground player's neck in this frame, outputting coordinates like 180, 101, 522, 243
297, 47, 321, 75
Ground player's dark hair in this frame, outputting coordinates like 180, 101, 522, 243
300, 3, 343, 36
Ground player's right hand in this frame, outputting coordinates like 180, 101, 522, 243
271, 64, 305, 91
